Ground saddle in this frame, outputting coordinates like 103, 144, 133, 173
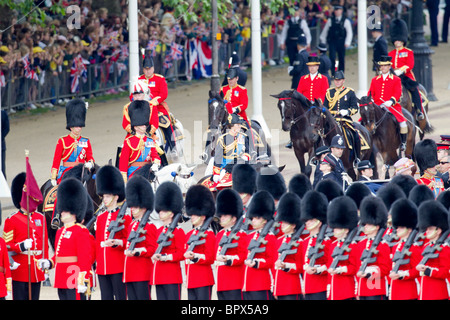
336, 117, 370, 151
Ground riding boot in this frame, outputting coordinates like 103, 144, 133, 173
285, 140, 293, 149
400, 133, 407, 151
411, 88, 424, 120
353, 131, 361, 164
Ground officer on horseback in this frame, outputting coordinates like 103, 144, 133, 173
222, 51, 247, 87
221, 67, 249, 126
324, 70, 361, 162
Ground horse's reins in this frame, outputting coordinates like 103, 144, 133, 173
279, 97, 311, 126
359, 102, 390, 133
309, 105, 340, 142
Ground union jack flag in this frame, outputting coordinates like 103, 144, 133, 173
21, 54, 39, 81
146, 40, 159, 57
170, 42, 183, 60
163, 55, 173, 70
171, 24, 184, 37
70, 54, 89, 93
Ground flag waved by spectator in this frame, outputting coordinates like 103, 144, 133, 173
70, 54, 89, 94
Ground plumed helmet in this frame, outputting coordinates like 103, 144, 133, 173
327, 196, 359, 230
408, 184, 435, 208
300, 190, 328, 223
345, 182, 372, 209
232, 164, 257, 195
125, 175, 154, 210
390, 174, 417, 197
256, 166, 286, 201
132, 80, 149, 96
11, 172, 26, 209
226, 66, 239, 79
390, 18, 409, 45
391, 198, 418, 229
414, 139, 439, 173
247, 190, 275, 221
56, 178, 88, 223
359, 196, 388, 228
376, 182, 406, 212
142, 54, 154, 68
96, 165, 125, 202
228, 51, 240, 67
128, 100, 150, 127
185, 185, 215, 217
215, 189, 243, 218
276, 192, 301, 225
155, 181, 184, 214
288, 173, 312, 199
65, 98, 86, 130
418, 200, 449, 232
315, 179, 344, 202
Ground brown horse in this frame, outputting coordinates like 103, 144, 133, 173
359, 95, 416, 170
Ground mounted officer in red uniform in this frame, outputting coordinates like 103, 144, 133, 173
414, 139, 444, 198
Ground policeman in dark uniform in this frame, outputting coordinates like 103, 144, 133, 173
281, 5, 311, 66
288, 34, 309, 90
222, 51, 247, 87
317, 43, 332, 84
328, 134, 348, 189
371, 21, 388, 73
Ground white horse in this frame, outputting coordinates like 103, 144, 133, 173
154, 114, 185, 164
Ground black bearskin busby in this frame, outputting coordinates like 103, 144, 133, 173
414, 139, 439, 174
315, 179, 344, 202
11, 172, 26, 209
288, 173, 312, 199
376, 182, 406, 212
96, 165, 125, 202
128, 100, 150, 128
125, 175, 154, 210
437, 190, 450, 210
327, 196, 359, 230
300, 190, 328, 223
408, 184, 435, 209
390, 18, 409, 45
56, 178, 88, 223
185, 185, 215, 217
390, 174, 418, 198
418, 200, 449, 232
359, 196, 388, 228
65, 98, 86, 130
232, 164, 257, 195
256, 166, 286, 201
276, 192, 301, 226
345, 182, 372, 209
155, 181, 184, 214
391, 198, 418, 230
215, 189, 243, 218
247, 190, 275, 221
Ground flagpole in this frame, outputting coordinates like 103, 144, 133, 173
24, 149, 32, 300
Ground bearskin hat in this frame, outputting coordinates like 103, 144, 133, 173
391, 198, 418, 229
256, 166, 286, 201
359, 196, 388, 228
11, 172, 26, 209
128, 100, 150, 127
185, 185, 215, 217
376, 182, 406, 211
247, 190, 275, 221
125, 175, 154, 210
232, 164, 257, 195
65, 99, 86, 130
414, 139, 439, 173
327, 196, 359, 230
390, 174, 418, 197
345, 182, 373, 209
155, 181, 184, 214
390, 18, 409, 45
215, 189, 243, 218
96, 165, 125, 202
300, 190, 328, 223
418, 200, 449, 232
315, 179, 344, 202
408, 184, 435, 208
56, 178, 88, 223
288, 173, 312, 199
437, 190, 450, 210
276, 192, 302, 226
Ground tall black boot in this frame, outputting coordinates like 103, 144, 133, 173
400, 133, 407, 151
411, 88, 424, 120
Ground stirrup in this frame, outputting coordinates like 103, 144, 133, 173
400, 142, 406, 152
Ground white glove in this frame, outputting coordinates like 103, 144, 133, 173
339, 109, 349, 116
232, 107, 239, 113
287, 66, 293, 74
219, 169, 227, 180
51, 179, 57, 187
77, 284, 87, 294
212, 174, 221, 183
84, 162, 93, 169
151, 163, 159, 172
394, 69, 404, 76
22, 238, 33, 250
37, 259, 51, 270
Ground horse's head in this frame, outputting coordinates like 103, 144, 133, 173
271, 90, 311, 132
156, 163, 197, 196
358, 95, 377, 134
208, 90, 227, 129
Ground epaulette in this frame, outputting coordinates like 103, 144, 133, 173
153, 73, 165, 78
237, 85, 247, 90
77, 223, 87, 229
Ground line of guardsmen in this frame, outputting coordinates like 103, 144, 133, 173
4, 134, 450, 300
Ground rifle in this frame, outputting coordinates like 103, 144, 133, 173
307, 223, 328, 267
246, 219, 277, 261
418, 229, 450, 266
85, 203, 106, 230
127, 209, 152, 252
107, 201, 128, 240
218, 215, 245, 256
391, 229, 419, 273
155, 213, 182, 254
382, 227, 398, 247
329, 226, 359, 270
186, 216, 214, 252
277, 224, 305, 262
359, 227, 386, 274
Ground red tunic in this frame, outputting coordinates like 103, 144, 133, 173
2, 210, 48, 283
137, 73, 169, 116
184, 228, 215, 289
50, 223, 92, 289
296, 73, 329, 103
151, 226, 186, 285
367, 73, 405, 122
95, 208, 132, 275
418, 242, 450, 300
0, 238, 12, 298
220, 84, 249, 122
214, 229, 247, 292
416, 174, 445, 198
388, 47, 416, 81
301, 234, 331, 294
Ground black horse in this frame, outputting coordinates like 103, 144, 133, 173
359, 95, 416, 170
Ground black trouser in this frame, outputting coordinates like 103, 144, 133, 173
443, 6, 450, 41
410, 87, 423, 114
155, 284, 182, 300
126, 281, 150, 300
359, 295, 386, 300
98, 273, 126, 300
277, 293, 303, 300
12, 281, 41, 300
217, 289, 243, 300
243, 290, 273, 300
304, 291, 327, 300
187, 285, 213, 300
57, 288, 77, 300
427, 0, 440, 45
286, 39, 298, 66
329, 39, 346, 76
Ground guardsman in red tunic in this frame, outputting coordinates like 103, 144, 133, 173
51, 99, 94, 185
221, 67, 249, 124
243, 191, 277, 300
296, 55, 329, 103
214, 189, 247, 300
388, 18, 425, 120
416, 200, 450, 300
123, 175, 157, 300
355, 197, 391, 300
388, 199, 422, 300
326, 196, 359, 300
119, 100, 161, 183
0, 237, 12, 299
3, 172, 47, 300
300, 190, 330, 300
94, 165, 130, 300
368, 55, 408, 151
184, 185, 216, 300
414, 139, 445, 198
151, 181, 186, 300
38, 178, 92, 300
273, 193, 304, 300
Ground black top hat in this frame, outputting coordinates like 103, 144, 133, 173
96, 165, 125, 202
155, 181, 184, 214
333, 70, 345, 80
330, 135, 346, 149
65, 99, 86, 130
306, 55, 320, 66
377, 55, 392, 66
357, 160, 374, 171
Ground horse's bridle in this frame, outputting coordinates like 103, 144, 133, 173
279, 97, 310, 126
307, 105, 339, 143
360, 101, 389, 134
